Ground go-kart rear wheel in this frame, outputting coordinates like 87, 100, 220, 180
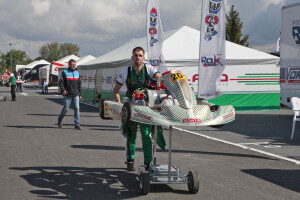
121, 102, 131, 125
139, 171, 150, 195
99, 99, 111, 119
187, 170, 199, 194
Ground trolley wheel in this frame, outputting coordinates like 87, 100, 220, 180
99, 99, 111, 119
139, 171, 150, 195
187, 170, 199, 194
121, 102, 131, 125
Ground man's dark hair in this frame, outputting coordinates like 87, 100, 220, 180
68, 59, 76, 64
132, 47, 145, 55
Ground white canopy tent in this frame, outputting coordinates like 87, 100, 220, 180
80, 26, 280, 110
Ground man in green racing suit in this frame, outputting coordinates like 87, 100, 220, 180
113, 47, 165, 171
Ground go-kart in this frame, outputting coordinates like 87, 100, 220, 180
100, 70, 235, 127
99, 70, 235, 195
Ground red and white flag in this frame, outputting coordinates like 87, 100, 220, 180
147, 0, 167, 73
198, 0, 226, 99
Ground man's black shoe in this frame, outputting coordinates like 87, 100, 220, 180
74, 125, 82, 130
125, 159, 135, 171
58, 122, 62, 128
145, 163, 150, 171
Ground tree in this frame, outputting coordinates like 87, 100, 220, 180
39, 42, 60, 62
39, 42, 80, 62
0, 50, 32, 72
59, 43, 80, 58
226, 5, 249, 47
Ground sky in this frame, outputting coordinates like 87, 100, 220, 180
0, 0, 299, 60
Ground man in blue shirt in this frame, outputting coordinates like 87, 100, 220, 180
58, 59, 82, 130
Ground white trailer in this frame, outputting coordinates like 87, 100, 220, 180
39, 55, 79, 87
280, 2, 300, 107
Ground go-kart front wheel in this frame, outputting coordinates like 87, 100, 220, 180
139, 171, 150, 195
121, 102, 131, 124
187, 170, 199, 194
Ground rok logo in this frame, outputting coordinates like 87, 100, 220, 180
292, 19, 300, 45
149, 59, 160, 66
201, 54, 223, 67
149, 7, 158, 47
204, 0, 222, 41
149, 55, 163, 66
287, 68, 300, 83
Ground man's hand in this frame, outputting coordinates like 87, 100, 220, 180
79, 96, 82, 99
63, 90, 68, 96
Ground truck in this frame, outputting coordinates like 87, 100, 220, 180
280, 2, 300, 107
39, 55, 79, 87
24, 63, 49, 82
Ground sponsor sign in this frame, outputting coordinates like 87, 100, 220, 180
147, 0, 167, 73
292, 19, 300, 45
280, 66, 300, 84
198, 0, 226, 99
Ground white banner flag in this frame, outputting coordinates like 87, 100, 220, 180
198, 0, 226, 99
147, 0, 167, 73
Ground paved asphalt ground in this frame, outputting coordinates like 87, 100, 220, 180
0, 83, 300, 200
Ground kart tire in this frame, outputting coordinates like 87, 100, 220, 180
210, 124, 225, 129
121, 102, 131, 125
187, 170, 199, 194
99, 98, 111, 119
139, 171, 150, 195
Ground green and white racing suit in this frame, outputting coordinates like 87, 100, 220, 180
116, 64, 166, 164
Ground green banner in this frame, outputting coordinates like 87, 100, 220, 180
208, 93, 280, 111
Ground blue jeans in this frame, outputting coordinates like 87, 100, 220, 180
58, 95, 80, 125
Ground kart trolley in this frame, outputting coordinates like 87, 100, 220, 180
137, 125, 199, 195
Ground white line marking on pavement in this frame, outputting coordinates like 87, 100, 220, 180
20, 93, 28, 96
239, 142, 282, 148
173, 127, 300, 165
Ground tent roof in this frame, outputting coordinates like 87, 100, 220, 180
56, 55, 80, 64
61, 55, 96, 69
81, 26, 279, 69
25, 60, 50, 69
40, 55, 80, 69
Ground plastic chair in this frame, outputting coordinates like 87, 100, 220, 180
291, 97, 300, 140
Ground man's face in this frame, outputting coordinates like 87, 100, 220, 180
132, 50, 145, 66
69, 61, 76, 70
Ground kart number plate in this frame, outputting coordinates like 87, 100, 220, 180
170, 72, 186, 83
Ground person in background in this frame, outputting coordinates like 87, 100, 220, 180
16, 72, 23, 92
4, 69, 17, 101
41, 78, 48, 94
58, 59, 82, 130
